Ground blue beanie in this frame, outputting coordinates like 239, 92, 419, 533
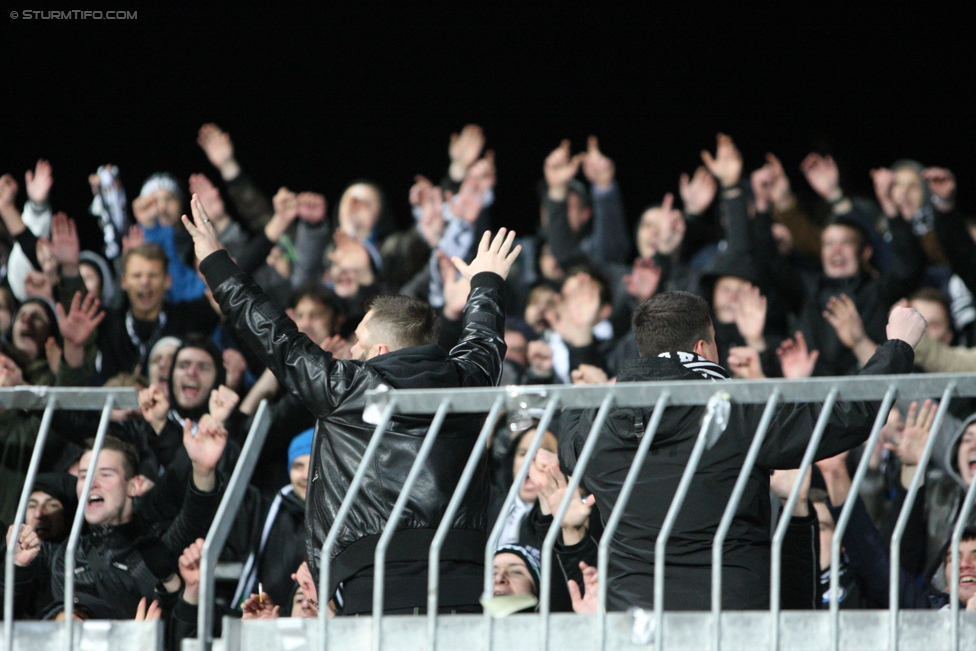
288, 429, 314, 470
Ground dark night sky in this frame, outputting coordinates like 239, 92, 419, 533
3, 5, 975, 251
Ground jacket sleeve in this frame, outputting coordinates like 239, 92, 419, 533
587, 183, 631, 265
447, 271, 507, 387
757, 339, 915, 468
913, 333, 976, 373
200, 250, 359, 418
934, 206, 976, 297
225, 170, 274, 234
159, 478, 224, 558
779, 507, 820, 609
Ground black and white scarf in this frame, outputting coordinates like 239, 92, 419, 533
658, 351, 730, 380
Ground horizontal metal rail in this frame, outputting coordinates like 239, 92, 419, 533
0, 386, 139, 410
365, 373, 976, 413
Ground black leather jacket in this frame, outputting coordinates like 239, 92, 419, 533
201, 251, 506, 596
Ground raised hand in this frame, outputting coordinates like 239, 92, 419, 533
439, 253, 471, 321
571, 364, 610, 385
296, 192, 327, 224
623, 257, 662, 303
25, 159, 53, 205
466, 150, 496, 194
291, 562, 319, 617
139, 385, 170, 434
777, 332, 819, 379
272, 187, 298, 223
320, 334, 352, 360
823, 293, 872, 353
188, 174, 227, 224
409, 175, 433, 208
701, 133, 743, 189
6, 523, 41, 567
727, 346, 765, 379
131, 194, 160, 228
417, 185, 446, 248
451, 228, 521, 282
527, 340, 554, 378
197, 123, 240, 180
870, 168, 899, 218
642, 193, 686, 256
544, 140, 583, 200
178, 538, 204, 605
56, 291, 105, 367
122, 224, 145, 254
448, 124, 486, 181
752, 154, 793, 213
769, 468, 811, 516
222, 348, 248, 392
568, 562, 599, 615
185, 414, 228, 492
134, 597, 162, 621
886, 305, 927, 349
580, 136, 615, 190
209, 384, 240, 425
44, 212, 80, 275
0, 354, 26, 387
922, 167, 956, 210
734, 283, 767, 350
24, 270, 54, 301
884, 400, 936, 467
241, 592, 280, 620
800, 153, 843, 202
679, 166, 718, 216
181, 193, 225, 262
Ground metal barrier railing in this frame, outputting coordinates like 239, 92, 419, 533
1, 388, 139, 651
7, 371, 976, 651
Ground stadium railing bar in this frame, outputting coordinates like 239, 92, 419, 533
5, 374, 976, 651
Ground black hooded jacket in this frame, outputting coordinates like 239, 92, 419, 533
200, 250, 506, 610
559, 339, 914, 612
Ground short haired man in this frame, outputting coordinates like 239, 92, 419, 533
559, 290, 926, 612
97, 243, 220, 380
184, 195, 520, 614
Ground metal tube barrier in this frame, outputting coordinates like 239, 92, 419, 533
63, 396, 114, 651
653, 392, 731, 649
889, 382, 955, 651
770, 388, 838, 651
539, 394, 615, 651
949, 452, 976, 651
3, 394, 56, 651
711, 389, 782, 651
597, 392, 670, 651
829, 385, 897, 651
483, 396, 560, 651
197, 400, 273, 651
427, 397, 504, 651
372, 399, 452, 651
318, 399, 397, 650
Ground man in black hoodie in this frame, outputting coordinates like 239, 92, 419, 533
559, 290, 926, 613
182, 194, 519, 615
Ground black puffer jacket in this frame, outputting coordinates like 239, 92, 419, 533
559, 339, 914, 612
200, 251, 506, 599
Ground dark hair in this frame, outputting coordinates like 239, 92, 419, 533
632, 291, 713, 357
289, 284, 342, 331
83, 435, 140, 480
364, 295, 439, 350
122, 243, 169, 272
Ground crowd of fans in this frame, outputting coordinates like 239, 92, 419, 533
2, 122, 976, 644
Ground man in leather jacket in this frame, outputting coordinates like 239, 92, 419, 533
560, 290, 927, 612
185, 195, 520, 614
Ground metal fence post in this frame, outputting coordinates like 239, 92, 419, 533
654, 391, 731, 649
483, 396, 559, 651
3, 394, 56, 651
63, 395, 114, 651
318, 399, 397, 650
949, 449, 976, 651
889, 382, 955, 651
372, 399, 451, 651
427, 397, 504, 651
712, 389, 782, 651
597, 392, 670, 651
197, 400, 272, 651
770, 387, 838, 651
539, 394, 615, 651
829, 385, 897, 651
